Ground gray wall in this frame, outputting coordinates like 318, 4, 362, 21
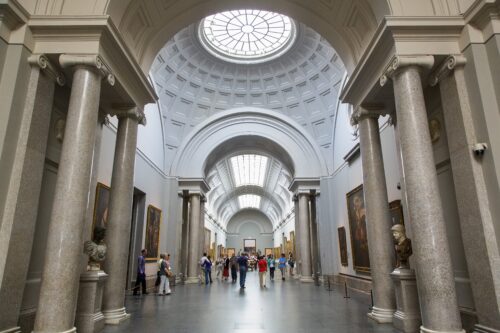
226, 210, 273, 254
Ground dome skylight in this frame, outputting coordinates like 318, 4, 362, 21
199, 9, 296, 64
230, 154, 268, 187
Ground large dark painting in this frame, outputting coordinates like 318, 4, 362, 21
338, 226, 348, 267
145, 205, 161, 260
92, 182, 110, 238
346, 184, 370, 273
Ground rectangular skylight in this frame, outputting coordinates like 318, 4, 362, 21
238, 194, 261, 209
230, 154, 268, 187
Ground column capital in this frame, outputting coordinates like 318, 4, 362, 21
350, 105, 387, 126
59, 54, 115, 86
109, 107, 147, 126
380, 55, 434, 87
28, 54, 66, 86
429, 55, 467, 87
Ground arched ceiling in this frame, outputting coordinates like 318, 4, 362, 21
150, 22, 346, 173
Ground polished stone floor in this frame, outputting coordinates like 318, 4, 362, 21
103, 272, 399, 333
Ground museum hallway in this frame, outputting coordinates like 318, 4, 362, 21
102, 272, 398, 333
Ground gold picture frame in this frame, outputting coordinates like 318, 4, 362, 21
92, 182, 110, 239
145, 205, 161, 261
346, 184, 371, 273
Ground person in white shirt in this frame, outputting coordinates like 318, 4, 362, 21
199, 253, 208, 284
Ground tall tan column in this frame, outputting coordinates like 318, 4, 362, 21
431, 55, 500, 333
186, 193, 201, 284
0, 55, 63, 333
381, 55, 464, 333
102, 109, 145, 325
293, 195, 301, 277
298, 192, 313, 283
34, 55, 113, 333
309, 193, 320, 278
352, 106, 396, 323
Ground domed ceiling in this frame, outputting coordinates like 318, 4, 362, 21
149, 14, 346, 227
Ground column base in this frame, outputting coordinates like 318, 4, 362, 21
420, 326, 465, 333
368, 306, 395, 323
473, 324, 500, 333
393, 310, 421, 332
185, 276, 200, 284
102, 307, 130, 325
300, 276, 314, 283
0, 327, 21, 333
33, 327, 76, 333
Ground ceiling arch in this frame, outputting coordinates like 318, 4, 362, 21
226, 209, 274, 234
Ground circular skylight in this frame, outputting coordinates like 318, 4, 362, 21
199, 10, 296, 64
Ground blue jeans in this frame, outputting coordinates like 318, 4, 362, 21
239, 267, 247, 287
205, 268, 212, 284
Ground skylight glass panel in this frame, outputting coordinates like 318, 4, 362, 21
200, 9, 296, 64
230, 154, 268, 187
238, 194, 261, 209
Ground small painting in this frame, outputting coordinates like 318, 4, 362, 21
338, 226, 348, 267
346, 184, 371, 273
227, 248, 235, 257
92, 183, 110, 239
145, 205, 161, 260
265, 248, 273, 256
243, 239, 256, 255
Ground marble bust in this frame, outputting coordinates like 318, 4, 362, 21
391, 224, 412, 268
84, 226, 107, 271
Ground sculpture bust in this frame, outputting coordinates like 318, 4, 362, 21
391, 224, 412, 268
84, 226, 107, 271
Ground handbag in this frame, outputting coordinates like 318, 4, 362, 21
166, 269, 173, 278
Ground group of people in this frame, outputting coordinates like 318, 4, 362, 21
132, 249, 172, 296
199, 252, 296, 289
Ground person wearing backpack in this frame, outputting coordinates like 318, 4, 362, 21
278, 253, 287, 281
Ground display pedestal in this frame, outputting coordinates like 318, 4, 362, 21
390, 267, 421, 333
75, 270, 108, 333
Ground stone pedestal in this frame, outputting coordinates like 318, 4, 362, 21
391, 268, 421, 333
76, 271, 108, 333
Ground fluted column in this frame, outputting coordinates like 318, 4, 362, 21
352, 106, 396, 323
34, 55, 113, 333
186, 193, 201, 283
102, 108, 145, 325
430, 55, 500, 333
381, 55, 464, 333
298, 192, 313, 282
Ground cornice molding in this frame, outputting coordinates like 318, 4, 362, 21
0, 0, 28, 30
340, 16, 464, 108
288, 178, 320, 193
429, 54, 467, 87
28, 15, 157, 109
178, 178, 211, 195
28, 54, 65, 86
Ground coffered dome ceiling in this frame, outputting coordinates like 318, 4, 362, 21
150, 17, 346, 227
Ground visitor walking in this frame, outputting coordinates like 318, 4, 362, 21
223, 256, 230, 281
158, 253, 171, 296
230, 254, 238, 283
202, 255, 213, 284
238, 252, 249, 289
267, 254, 275, 281
200, 252, 208, 284
288, 253, 295, 276
133, 249, 148, 295
216, 255, 224, 279
258, 256, 268, 287
279, 253, 287, 281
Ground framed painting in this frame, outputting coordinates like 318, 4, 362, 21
265, 248, 273, 256
290, 231, 296, 258
227, 248, 235, 257
204, 228, 211, 254
243, 239, 256, 255
338, 226, 348, 267
346, 184, 371, 273
92, 182, 110, 239
145, 205, 161, 261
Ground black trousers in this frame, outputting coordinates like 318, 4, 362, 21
133, 272, 147, 294
231, 266, 237, 281
270, 267, 275, 279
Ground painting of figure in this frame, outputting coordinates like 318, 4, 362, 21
92, 183, 110, 239
338, 226, 348, 267
243, 239, 256, 255
145, 205, 161, 260
346, 184, 370, 273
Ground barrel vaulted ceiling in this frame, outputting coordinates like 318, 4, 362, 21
149, 18, 346, 227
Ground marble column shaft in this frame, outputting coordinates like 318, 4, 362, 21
293, 196, 301, 277
309, 194, 320, 277
432, 56, 500, 332
298, 192, 313, 282
180, 194, 190, 279
356, 109, 396, 322
186, 193, 201, 283
102, 111, 142, 324
34, 59, 105, 333
0, 55, 61, 333
390, 60, 464, 333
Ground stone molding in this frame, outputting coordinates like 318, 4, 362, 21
0, 0, 28, 30
59, 54, 115, 86
178, 178, 211, 195
288, 178, 320, 193
429, 54, 467, 86
380, 55, 435, 87
350, 105, 387, 125
27, 54, 66, 86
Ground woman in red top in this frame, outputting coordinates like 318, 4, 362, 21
258, 256, 268, 288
